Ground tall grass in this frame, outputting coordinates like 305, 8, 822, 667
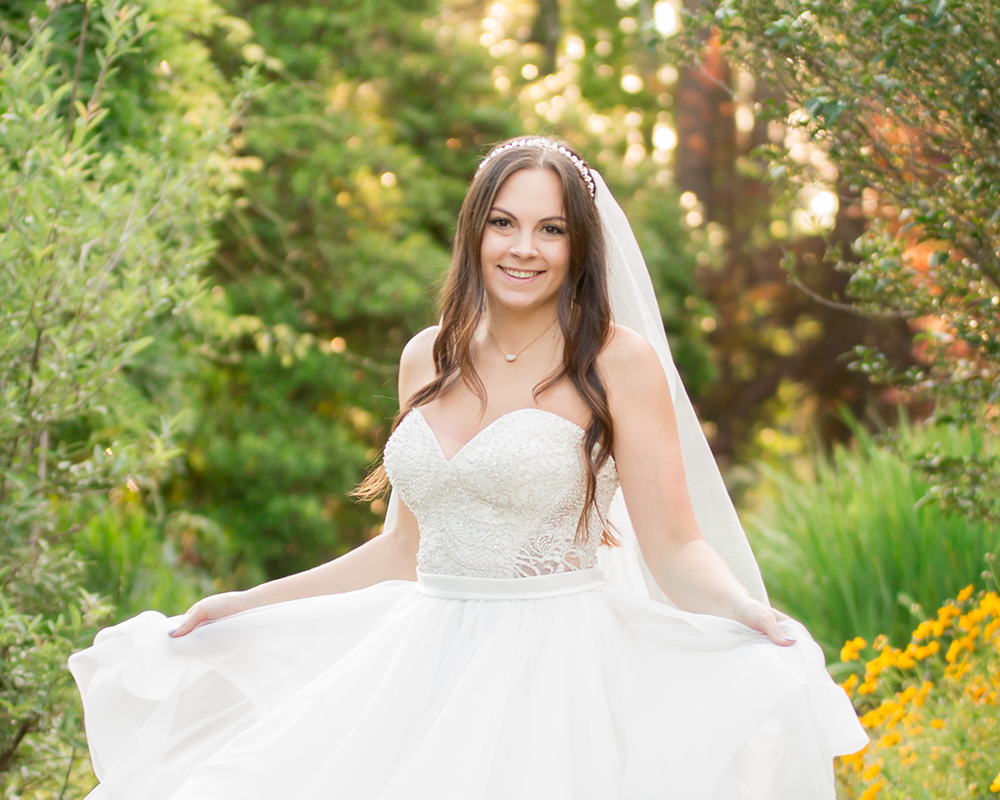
746, 418, 999, 663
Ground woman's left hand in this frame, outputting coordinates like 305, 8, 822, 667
733, 597, 796, 647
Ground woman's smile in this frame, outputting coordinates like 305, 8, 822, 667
499, 265, 545, 281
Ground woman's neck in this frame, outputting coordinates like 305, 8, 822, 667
482, 302, 560, 353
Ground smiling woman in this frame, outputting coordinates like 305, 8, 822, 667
70, 137, 866, 800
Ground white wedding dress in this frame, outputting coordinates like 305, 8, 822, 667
70, 407, 866, 800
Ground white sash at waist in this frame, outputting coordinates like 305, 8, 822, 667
415, 568, 605, 600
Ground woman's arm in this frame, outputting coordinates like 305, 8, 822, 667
169, 327, 440, 637
602, 326, 793, 646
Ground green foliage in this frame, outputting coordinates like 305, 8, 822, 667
0, 543, 110, 799
71, 498, 227, 623
746, 415, 999, 662
688, 0, 1000, 523
0, 0, 243, 790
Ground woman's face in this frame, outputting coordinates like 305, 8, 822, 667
479, 167, 570, 316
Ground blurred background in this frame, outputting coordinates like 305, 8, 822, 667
2, 0, 997, 795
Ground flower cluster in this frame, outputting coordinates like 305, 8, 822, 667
836, 586, 1000, 799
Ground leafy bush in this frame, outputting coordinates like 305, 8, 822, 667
71, 497, 229, 623
680, 0, 1000, 523
0, 0, 244, 791
746, 417, 999, 661
836, 583, 1000, 799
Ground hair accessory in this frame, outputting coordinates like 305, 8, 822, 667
478, 138, 597, 199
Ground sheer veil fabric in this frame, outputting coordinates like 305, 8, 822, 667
589, 169, 769, 606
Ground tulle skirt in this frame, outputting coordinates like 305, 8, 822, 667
69, 569, 867, 800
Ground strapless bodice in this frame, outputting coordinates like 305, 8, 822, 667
383, 407, 619, 578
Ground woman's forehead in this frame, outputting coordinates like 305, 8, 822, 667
492, 168, 565, 217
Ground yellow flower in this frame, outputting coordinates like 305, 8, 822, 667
839, 745, 867, 773
860, 780, 884, 800
914, 641, 940, 660
878, 731, 901, 748
840, 673, 859, 697
864, 761, 882, 780
930, 719, 945, 729
946, 635, 975, 664
898, 745, 918, 766
945, 661, 972, 679
841, 636, 867, 662
914, 681, 933, 707
989, 769, 1000, 792
959, 608, 987, 631
957, 584, 974, 602
980, 591, 1000, 616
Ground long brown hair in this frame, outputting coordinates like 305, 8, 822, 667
355, 137, 616, 544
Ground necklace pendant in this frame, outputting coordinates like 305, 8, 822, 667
505, 353, 517, 362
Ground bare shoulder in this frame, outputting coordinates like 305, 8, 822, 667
398, 325, 440, 404
599, 323, 664, 379
598, 324, 672, 412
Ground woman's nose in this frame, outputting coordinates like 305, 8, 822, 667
508, 231, 537, 259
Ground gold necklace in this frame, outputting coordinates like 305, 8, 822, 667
486, 319, 558, 363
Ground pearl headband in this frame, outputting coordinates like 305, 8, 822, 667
477, 138, 597, 199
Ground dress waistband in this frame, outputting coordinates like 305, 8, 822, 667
415, 568, 605, 600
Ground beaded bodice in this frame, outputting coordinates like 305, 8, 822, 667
383, 408, 619, 578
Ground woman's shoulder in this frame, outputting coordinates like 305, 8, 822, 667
398, 325, 440, 402
400, 325, 440, 364
598, 323, 671, 404
599, 323, 662, 373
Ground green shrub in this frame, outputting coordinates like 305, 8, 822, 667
746, 417, 999, 663
0, 0, 244, 792
685, 0, 1000, 525
71, 498, 230, 624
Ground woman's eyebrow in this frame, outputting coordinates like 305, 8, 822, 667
490, 205, 567, 222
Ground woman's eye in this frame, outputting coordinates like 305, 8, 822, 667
543, 225, 565, 235
489, 217, 512, 229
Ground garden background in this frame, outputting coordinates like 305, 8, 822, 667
1, 0, 998, 796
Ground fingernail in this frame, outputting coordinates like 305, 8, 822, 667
167, 629, 177, 637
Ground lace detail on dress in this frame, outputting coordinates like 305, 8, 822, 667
383, 408, 619, 579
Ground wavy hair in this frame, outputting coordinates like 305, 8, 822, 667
355, 137, 616, 544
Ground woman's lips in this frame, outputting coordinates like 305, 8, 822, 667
499, 266, 544, 281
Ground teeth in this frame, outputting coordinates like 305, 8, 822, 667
501, 267, 540, 279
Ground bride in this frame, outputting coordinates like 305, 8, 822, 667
70, 137, 866, 799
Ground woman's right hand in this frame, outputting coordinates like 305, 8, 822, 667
168, 591, 261, 638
